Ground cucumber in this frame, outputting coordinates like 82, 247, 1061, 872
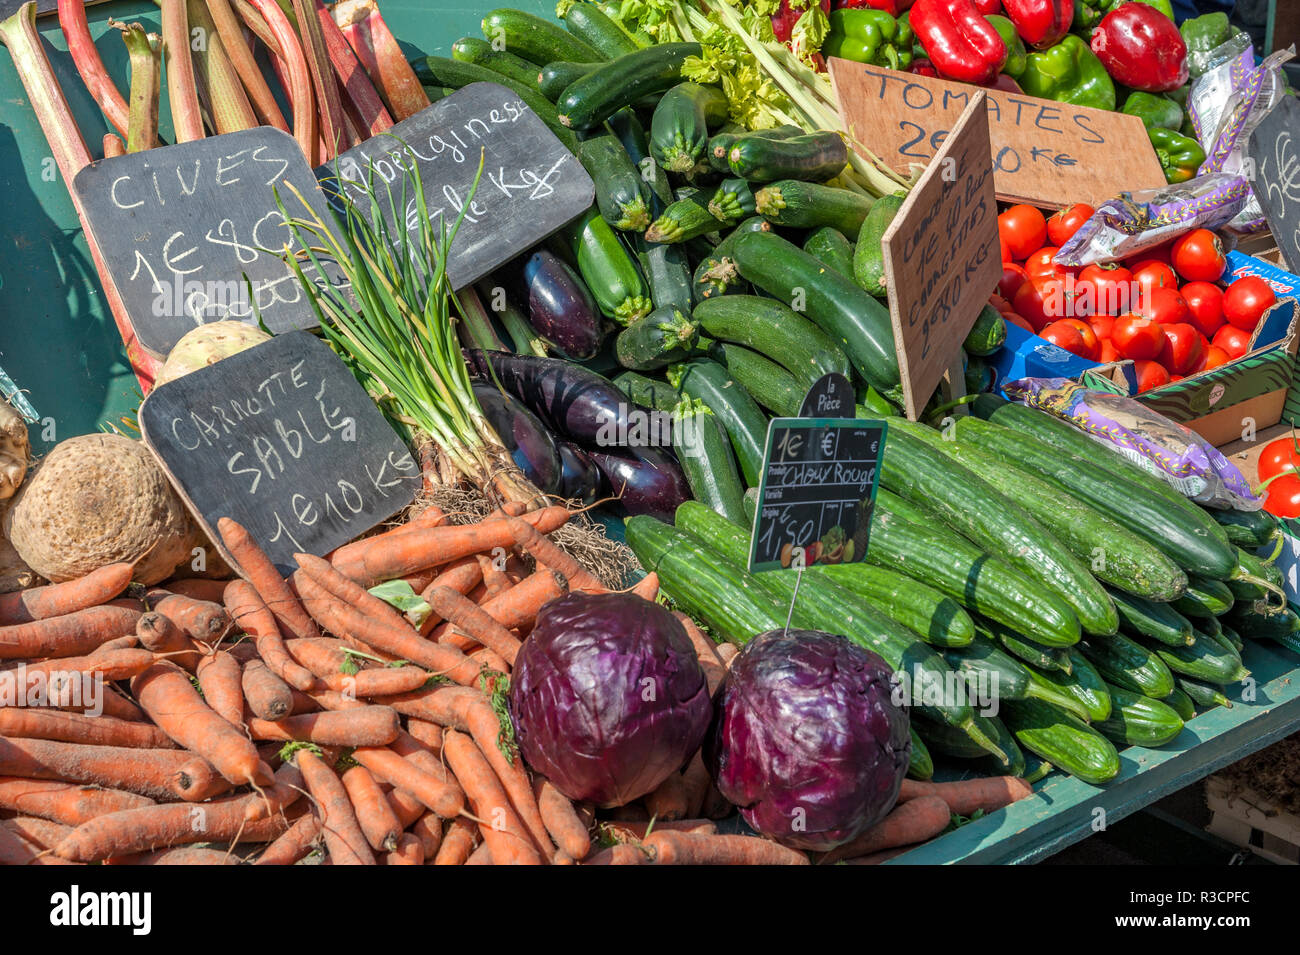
1023, 667, 1094, 722
1210, 507, 1281, 548
884, 421, 1113, 637
669, 358, 767, 487
1225, 602, 1300, 654
985, 620, 1073, 673
672, 402, 746, 527
1163, 686, 1196, 721
650, 82, 729, 174
963, 304, 1007, 357
481, 9, 603, 64
645, 192, 727, 244
556, 42, 702, 130
755, 180, 874, 236
694, 295, 850, 388
954, 415, 1237, 580
1177, 677, 1233, 709
811, 565, 977, 649
940, 636, 1031, 699
713, 343, 802, 417
1001, 698, 1121, 785
539, 60, 599, 101
802, 227, 855, 279
1023, 754, 1055, 784
1198, 625, 1240, 662
734, 231, 901, 402
560, 208, 651, 324
1030, 653, 1112, 722
727, 131, 848, 182
908, 727, 934, 780
1219, 622, 1244, 654
614, 371, 678, 412
903, 422, 1186, 603
560, 2, 642, 57
692, 216, 769, 300
1226, 547, 1287, 605
1108, 588, 1194, 646
853, 191, 906, 297
742, 486, 758, 525
917, 713, 1024, 776
615, 306, 699, 371
1172, 575, 1235, 617
1095, 685, 1184, 747
1197, 611, 1225, 639
578, 134, 650, 232
450, 37, 541, 90
707, 178, 758, 223
1147, 633, 1250, 683
1080, 632, 1176, 699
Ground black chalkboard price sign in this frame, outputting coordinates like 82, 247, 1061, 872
319, 82, 594, 290
747, 418, 888, 573
1247, 94, 1300, 274
138, 331, 420, 576
72, 127, 344, 359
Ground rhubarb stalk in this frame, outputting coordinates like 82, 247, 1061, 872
249, 0, 318, 163
57, 0, 130, 138
160, 0, 206, 141
113, 20, 162, 152
232, 0, 283, 57
333, 0, 428, 122
205, 0, 288, 131
291, 0, 348, 157
315, 0, 392, 138
187, 0, 258, 134
103, 133, 126, 158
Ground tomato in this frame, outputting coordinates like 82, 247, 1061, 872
1257, 434, 1300, 484
1131, 260, 1178, 298
1078, 263, 1133, 316
1201, 344, 1231, 370
1211, 324, 1252, 360
1222, 275, 1277, 331
1180, 281, 1225, 338
1111, 313, 1166, 360
1156, 322, 1205, 375
1088, 312, 1115, 340
1040, 320, 1092, 358
1132, 359, 1171, 393
1047, 203, 1094, 247
999, 234, 1011, 264
998, 262, 1029, 300
1263, 472, 1300, 519
998, 204, 1048, 261
1025, 246, 1061, 280
1098, 339, 1119, 363
1013, 278, 1063, 331
1170, 228, 1227, 282
1138, 285, 1192, 326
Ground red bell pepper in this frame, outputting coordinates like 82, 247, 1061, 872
835, 0, 900, 14
773, 0, 833, 43
909, 0, 1007, 85
909, 56, 940, 75
984, 72, 1025, 92
1001, 0, 1072, 48
971, 0, 1001, 14
1091, 4, 1189, 92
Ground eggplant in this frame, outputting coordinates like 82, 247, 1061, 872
587, 445, 690, 522
557, 441, 602, 506
513, 250, 603, 360
472, 383, 563, 495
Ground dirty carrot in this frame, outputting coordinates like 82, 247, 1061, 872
479, 569, 567, 632
295, 748, 375, 865
630, 571, 660, 601
0, 605, 142, 659
674, 612, 727, 695
296, 553, 418, 635
246, 707, 400, 747
134, 611, 196, 658
404, 717, 444, 754
0, 648, 157, 699
442, 728, 542, 866
350, 744, 464, 819
255, 813, 323, 865
146, 590, 231, 643
433, 816, 478, 865
241, 658, 293, 720
422, 556, 483, 598
328, 520, 526, 586
507, 517, 606, 594
476, 552, 513, 598
341, 764, 402, 852
384, 832, 424, 865
645, 770, 689, 822
385, 785, 427, 829
583, 843, 646, 865
645, 831, 811, 865
897, 776, 1034, 817
92, 634, 141, 654
324, 507, 447, 568
224, 580, 316, 691
217, 516, 320, 641
195, 650, 246, 728
0, 778, 154, 825
820, 795, 952, 864
0, 708, 174, 750
174, 757, 233, 803
464, 841, 494, 865
603, 818, 718, 840
679, 752, 713, 819
533, 775, 590, 861
0, 563, 134, 624
137, 846, 238, 865
0, 823, 37, 865
424, 586, 523, 666
4, 815, 73, 851
0, 736, 223, 801
411, 811, 443, 859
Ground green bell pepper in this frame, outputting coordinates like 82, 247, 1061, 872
1180, 11, 1252, 77
1148, 127, 1205, 183
1122, 91, 1184, 131
1074, 0, 1174, 31
986, 14, 1026, 79
824, 9, 914, 71
1018, 34, 1116, 111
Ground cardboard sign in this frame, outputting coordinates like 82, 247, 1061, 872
1247, 94, 1300, 273
799, 373, 855, 417
882, 93, 1001, 419
748, 418, 887, 573
829, 58, 1165, 208
72, 127, 343, 358
319, 82, 594, 290
139, 331, 420, 576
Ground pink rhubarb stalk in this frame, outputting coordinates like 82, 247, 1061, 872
314, 0, 391, 138
160, 0, 206, 141
333, 0, 429, 122
205, 0, 289, 131
102, 133, 126, 158
187, 0, 258, 134
249, 0, 318, 163
291, 0, 348, 157
57, 0, 130, 138
112, 20, 162, 153
232, 0, 284, 57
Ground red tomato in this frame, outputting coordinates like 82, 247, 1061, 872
1088, 312, 1115, 340
1201, 344, 1231, 370
1263, 472, 1300, 519
1098, 339, 1119, 363
1111, 313, 1166, 360
1025, 246, 1061, 281
1222, 275, 1277, 331
1059, 319, 1100, 359
998, 205, 1048, 261
1138, 286, 1191, 326
1132, 359, 1171, 393
1156, 322, 1205, 375
999, 234, 1011, 264
998, 262, 1029, 301
1257, 434, 1300, 484
1039, 320, 1092, 358
1013, 278, 1063, 332
1212, 323, 1253, 360
1170, 228, 1227, 282
1131, 261, 1178, 299
1078, 263, 1133, 316
1047, 203, 1094, 248
1180, 281, 1225, 338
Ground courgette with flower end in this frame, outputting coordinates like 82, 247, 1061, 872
450, 37, 541, 89
560, 1, 642, 57
650, 82, 729, 174
802, 227, 855, 280
693, 294, 851, 387
669, 359, 767, 487
854, 191, 906, 297
692, 216, 769, 300
645, 192, 728, 244
709, 125, 803, 170
578, 134, 650, 232
712, 343, 802, 418
481, 9, 602, 64
727, 130, 848, 182
671, 402, 746, 527
615, 306, 699, 371
707, 178, 758, 223
1001, 698, 1120, 785
1094, 685, 1184, 747
1080, 631, 1176, 699
755, 180, 874, 236
559, 208, 651, 324
556, 42, 702, 129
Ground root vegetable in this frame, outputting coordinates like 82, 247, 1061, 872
433, 817, 478, 865
217, 517, 319, 641
0, 562, 129, 624
240, 658, 293, 720
644, 831, 810, 865
295, 748, 374, 865
223, 580, 315, 691
245, 706, 399, 746
443, 728, 543, 866
0, 778, 154, 825
255, 813, 322, 865
0, 604, 142, 659
341, 765, 401, 852
819, 795, 952, 864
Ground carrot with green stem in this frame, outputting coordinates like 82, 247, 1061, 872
0, 563, 134, 624
223, 580, 315, 691
442, 728, 543, 865
195, 650, 245, 727
645, 831, 811, 865
0, 605, 142, 659
241, 658, 293, 720
0, 778, 155, 825
341, 765, 401, 851
533, 776, 591, 861
294, 747, 375, 865
506, 517, 607, 594
433, 816, 478, 865
246, 706, 400, 747
424, 586, 523, 666
255, 813, 322, 865
0, 709, 175, 750
218, 517, 319, 641
819, 795, 952, 864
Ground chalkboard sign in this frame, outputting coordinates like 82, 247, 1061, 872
73, 127, 344, 358
1247, 95, 1300, 274
138, 331, 420, 576
799, 373, 855, 418
748, 418, 888, 573
319, 82, 594, 291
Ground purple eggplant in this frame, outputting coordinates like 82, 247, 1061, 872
515, 250, 603, 360
472, 382, 563, 495
587, 445, 690, 522
557, 441, 602, 506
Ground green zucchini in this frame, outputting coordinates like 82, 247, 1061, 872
708, 125, 804, 170
615, 306, 699, 371
560, 2, 642, 57
539, 60, 599, 101
1001, 698, 1121, 785
614, 371, 678, 412
560, 208, 651, 324
692, 216, 769, 300
672, 402, 746, 527
755, 180, 874, 236
578, 134, 650, 232
727, 131, 848, 182
1031, 650, 1112, 722
908, 727, 934, 780
742, 486, 759, 525
965, 354, 993, 396
1094, 685, 1184, 747
1108, 588, 1194, 646
607, 107, 672, 209
802, 227, 855, 279
734, 231, 901, 402
424, 85, 457, 104
1147, 633, 1249, 683
693, 295, 850, 388
669, 358, 767, 487
812, 565, 976, 649
1080, 632, 1176, 699
650, 82, 729, 174
963, 305, 1008, 357
853, 191, 906, 297
1210, 507, 1281, 549
1176, 677, 1233, 709
480, 9, 603, 64
450, 37, 541, 89
707, 178, 758, 223
986, 621, 1073, 673
635, 235, 694, 312
1173, 575, 1235, 617
712, 343, 802, 418
645, 192, 727, 244
556, 42, 702, 130
1163, 686, 1196, 721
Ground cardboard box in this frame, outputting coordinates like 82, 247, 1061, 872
1221, 423, 1300, 609
986, 319, 1102, 393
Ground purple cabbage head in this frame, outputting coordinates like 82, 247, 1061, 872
509, 592, 712, 807
704, 629, 910, 851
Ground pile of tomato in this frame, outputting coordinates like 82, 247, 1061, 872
990, 204, 1278, 394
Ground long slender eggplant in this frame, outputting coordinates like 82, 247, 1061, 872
471, 383, 563, 495
557, 441, 602, 506
587, 445, 690, 522
506, 250, 603, 360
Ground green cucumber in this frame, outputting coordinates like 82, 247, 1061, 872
645, 192, 727, 244
1197, 611, 1224, 638
615, 306, 699, 371
1163, 686, 1196, 721
1108, 588, 1194, 646
672, 402, 746, 527
669, 358, 767, 487
556, 42, 702, 130
560, 208, 651, 324
1198, 625, 1240, 662
1001, 698, 1121, 785
1023, 668, 1094, 722
614, 371, 678, 412
1080, 632, 1176, 699
539, 60, 599, 101
1030, 652, 1112, 722
1219, 622, 1244, 653
727, 131, 848, 182
734, 231, 901, 402
693, 295, 850, 388
450, 37, 541, 90
1210, 507, 1281, 549
917, 713, 1024, 776
480, 9, 603, 64
692, 216, 769, 300
707, 178, 758, 223
578, 133, 650, 232
1177, 677, 1233, 709
1023, 754, 1055, 784
963, 305, 1007, 357
1226, 547, 1287, 605
985, 621, 1073, 673
755, 180, 873, 235
560, 2, 642, 57
712, 343, 802, 418
802, 227, 855, 279
650, 82, 729, 174
812, 565, 976, 649
742, 486, 759, 525
908, 727, 934, 780
1173, 575, 1235, 617
940, 636, 1031, 700
1095, 685, 1184, 747
1147, 633, 1249, 683
853, 191, 906, 297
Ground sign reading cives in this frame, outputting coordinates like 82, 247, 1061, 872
139, 331, 420, 576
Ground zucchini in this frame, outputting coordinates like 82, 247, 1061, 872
694, 295, 850, 388
650, 82, 729, 174
908, 727, 934, 780
985, 621, 1073, 673
963, 305, 1007, 357
1210, 507, 1281, 549
883, 421, 1113, 637
615, 306, 699, 371
802, 227, 855, 279
708, 125, 803, 170
1030, 651, 1112, 722
734, 231, 901, 402
672, 402, 746, 527
1080, 632, 1176, 699
1177, 677, 1233, 709
941, 636, 1031, 700
539, 60, 599, 101
635, 235, 694, 312
559, 208, 651, 324
1001, 698, 1121, 785
853, 191, 906, 297
613, 371, 678, 412
712, 343, 802, 418
1163, 686, 1196, 721
669, 358, 767, 487
607, 107, 672, 209
1172, 575, 1235, 618
707, 178, 758, 223
645, 192, 727, 244
578, 134, 650, 232
480, 9, 603, 64
1108, 588, 1194, 646
692, 216, 769, 300
1147, 633, 1249, 683
560, 2, 642, 57
556, 42, 702, 130
450, 37, 541, 89
1094, 685, 1184, 747
811, 564, 977, 649
742, 486, 759, 525
727, 131, 848, 182
755, 180, 874, 236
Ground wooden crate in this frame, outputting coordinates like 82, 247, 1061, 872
1205, 775, 1300, 865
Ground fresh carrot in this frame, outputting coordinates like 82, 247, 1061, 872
0, 822, 37, 865
421, 556, 483, 599
255, 813, 323, 865
411, 811, 444, 860
376, 683, 480, 726
134, 611, 197, 657
295, 748, 375, 865
91, 689, 150, 725
350, 745, 464, 819
217, 517, 320, 641
174, 757, 234, 803
679, 752, 713, 818
716, 643, 739, 666
0, 648, 157, 700
224, 580, 315, 691
602, 818, 718, 840
464, 840, 494, 865
506, 517, 606, 594
195, 651, 246, 728
341, 764, 402, 852
4, 815, 73, 852
476, 552, 514, 598
583, 844, 646, 865
0, 778, 154, 825
145, 590, 231, 644
91, 634, 141, 654
137, 847, 238, 865
0, 605, 142, 659
404, 717, 444, 754
241, 658, 293, 720
0, 736, 223, 801
131, 661, 271, 785
296, 553, 420, 635
385, 784, 427, 829
432, 816, 478, 865
328, 520, 526, 586
388, 730, 461, 790
384, 832, 424, 865
533, 776, 591, 861
645, 831, 811, 865
161, 578, 232, 603
284, 637, 431, 696
645, 770, 689, 822
240, 761, 305, 821
325, 507, 448, 568
819, 795, 952, 864
246, 707, 400, 747
477, 569, 567, 632
674, 611, 727, 694
442, 728, 543, 865
0, 708, 174, 750
897, 776, 1034, 816
630, 571, 660, 602
0, 563, 134, 624
424, 586, 523, 666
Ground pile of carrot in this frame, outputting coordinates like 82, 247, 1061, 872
0, 502, 1034, 865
